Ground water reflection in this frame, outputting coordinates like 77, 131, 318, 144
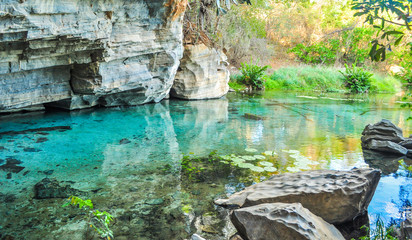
0, 91, 411, 239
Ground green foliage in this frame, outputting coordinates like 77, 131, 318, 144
63, 196, 114, 240
352, 0, 411, 62
239, 61, 270, 89
357, 216, 398, 240
229, 74, 247, 91
399, 159, 412, 176
288, 39, 340, 65
339, 63, 373, 92
268, 66, 345, 92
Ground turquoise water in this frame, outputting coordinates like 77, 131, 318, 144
0, 91, 411, 239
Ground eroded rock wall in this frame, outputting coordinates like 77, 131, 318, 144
0, 0, 184, 112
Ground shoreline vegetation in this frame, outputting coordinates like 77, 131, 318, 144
229, 65, 403, 93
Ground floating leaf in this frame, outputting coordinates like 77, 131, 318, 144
237, 163, 255, 169
220, 155, 232, 160
264, 166, 277, 172
286, 167, 300, 173
254, 155, 266, 160
241, 155, 256, 161
259, 161, 273, 167
220, 160, 229, 164
245, 148, 258, 153
263, 151, 277, 156
283, 150, 299, 154
250, 166, 265, 172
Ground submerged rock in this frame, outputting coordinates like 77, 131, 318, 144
231, 203, 345, 240
0, 157, 24, 173
215, 168, 380, 224
242, 113, 266, 121
363, 150, 412, 175
34, 178, 83, 199
361, 119, 405, 144
171, 44, 229, 100
401, 211, 412, 240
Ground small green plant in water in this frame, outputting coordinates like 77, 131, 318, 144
356, 216, 398, 240
239, 60, 270, 90
339, 63, 373, 93
400, 93, 412, 121
399, 159, 412, 177
62, 196, 114, 240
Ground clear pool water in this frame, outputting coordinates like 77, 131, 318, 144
0, 91, 411, 239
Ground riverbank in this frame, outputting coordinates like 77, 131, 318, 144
230, 65, 402, 93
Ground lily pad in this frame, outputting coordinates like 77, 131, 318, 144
264, 166, 277, 172
220, 160, 229, 164
263, 151, 277, 156
283, 150, 299, 154
254, 155, 266, 160
259, 161, 273, 167
250, 166, 265, 172
241, 155, 256, 161
220, 155, 232, 160
237, 163, 255, 169
245, 148, 258, 153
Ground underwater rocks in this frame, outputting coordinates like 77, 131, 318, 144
401, 211, 412, 240
242, 113, 266, 121
0, 157, 24, 173
231, 203, 345, 240
361, 119, 412, 156
171, 44, 229, 100
34, 178, 83, 199
0, 0, 184, 112
215, 168, 380, 224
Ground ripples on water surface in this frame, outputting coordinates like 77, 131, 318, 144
0, 91, 411, 239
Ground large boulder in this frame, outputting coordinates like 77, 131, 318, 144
361, 119, 405, 144
215, 168, 381, 224
171, 44, 229, 100
231, 203, 345, 240
362, 139, 408, 156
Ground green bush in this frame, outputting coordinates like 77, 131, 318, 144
239, 61, 270, 90
339, 63, 373, 93
288, 39, 340, 65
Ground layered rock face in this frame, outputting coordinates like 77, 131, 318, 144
362, 119, 411, 156
0, 0, 184, 112
231, 203, 345, 240
171, 44, 229, 100
215, 168, 381, 224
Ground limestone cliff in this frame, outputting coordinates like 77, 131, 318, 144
0, 0, 184, 112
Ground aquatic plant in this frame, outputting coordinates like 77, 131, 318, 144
399, 159, 412, 177
356, 216, 399, 240
62, 196, 114, 240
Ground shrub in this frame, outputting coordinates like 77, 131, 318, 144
239, 61, 270, 90
339, 63, 373, 93
288, 39, 340, 65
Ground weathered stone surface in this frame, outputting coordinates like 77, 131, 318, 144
171, 44, 229, 100
0, 0, 184, 112
362, 139, 408, 156
401, 211, 412, 240
400, 139, 412, 149
215, 168, 381, 224
191, 234, 207, 240
231, 203, 345, 240
34, 178, 83, 199
361, 119, 405, 144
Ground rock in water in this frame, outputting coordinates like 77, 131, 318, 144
215, 168, 381, 224
34, 178, 83, 199
401, 211, 412, 240
231, 203, 345, 240
361, 119, 405, 144
171, 44, 229, 100
362, 139, 408, 156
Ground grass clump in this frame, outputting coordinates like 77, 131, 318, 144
229, 74, 246, 91
265, 65, 401, 93
267, 65, 345, 92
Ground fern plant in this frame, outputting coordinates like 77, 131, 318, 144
62, 196, 114, 240
339, 63, 373, 93
239, 61, 270, 90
